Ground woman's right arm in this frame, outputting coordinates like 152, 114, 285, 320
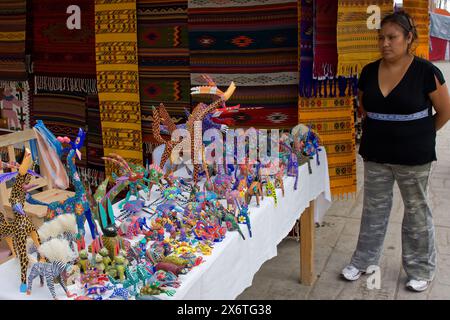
430, 75, 450, 131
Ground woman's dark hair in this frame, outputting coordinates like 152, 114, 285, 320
380, 11, 418, 50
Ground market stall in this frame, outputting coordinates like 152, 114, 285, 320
0, 147, 330, 300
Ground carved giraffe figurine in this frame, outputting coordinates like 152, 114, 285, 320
153, 76, 236, 182
186, 81, 236, 183
0, 148, 47, 292
152, 103, 179, 172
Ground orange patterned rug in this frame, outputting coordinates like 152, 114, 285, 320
299, 96, 356, 197
337, 0, 393, 78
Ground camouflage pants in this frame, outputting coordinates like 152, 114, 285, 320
350, 161, 436, 281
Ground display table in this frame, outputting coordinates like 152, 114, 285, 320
0, 149, 331, 300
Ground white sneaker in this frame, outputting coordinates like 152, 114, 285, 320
341, 265, 363, 281
406, 279, 429, 292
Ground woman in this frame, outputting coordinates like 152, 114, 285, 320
341, 11, 450, 292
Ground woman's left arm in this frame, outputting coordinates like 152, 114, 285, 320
430, 75, 450, 131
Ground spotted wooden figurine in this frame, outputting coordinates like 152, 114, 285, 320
0, 148, 48, 292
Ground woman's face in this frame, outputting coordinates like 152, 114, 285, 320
378, 22, 412, 60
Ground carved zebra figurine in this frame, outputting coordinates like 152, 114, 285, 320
26, 238, 78, 300
26, 260, 76, 300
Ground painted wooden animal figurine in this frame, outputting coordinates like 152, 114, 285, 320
153, 75, 236, 176
0, 148, 48, 292
225, 189, 242, 215
264, 179, 278, 206
45, 128, 97, 239
102, 153, 150, 214
151, 103, 180, 173
280, 142, 299, 191
275, 163, 286, 197
236, 200, 252, 238
182, 80, 236, 183
245, 177, 264, 207
26, 238, 77, 300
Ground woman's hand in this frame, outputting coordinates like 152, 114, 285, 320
430, 75, 450, 131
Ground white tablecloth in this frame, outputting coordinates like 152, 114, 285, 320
0, 149, 331, 300
165, 149, 331, 299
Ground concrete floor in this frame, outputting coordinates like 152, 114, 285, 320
237, 62, 450, 300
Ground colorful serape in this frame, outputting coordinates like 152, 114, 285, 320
299, 96, 356, 198
95, 0, 144, 176
313, 0, 338, 80
188, 0, 299, 128
337, 0, 393, 78
137, 0, 190, 158
403, 0, 429, 59
86, 95, 106, 187
0, 0, 27, 82
32, 0, 97, 94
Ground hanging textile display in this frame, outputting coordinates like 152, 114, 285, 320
0, 0, 27, 84
137, 0, 190, 141
302, 0, 353, 98
299, 0, 314, 97
403, 0, 429, 59
31, 0, 97, 182
298, 0, 356, 197
298, 96, 356, 197
32, 0, 97, 95
188, 0, 299, 128
0, 84, 30, 131
336, 0, 393, 78
95, 0, 144, 176
313, 0, 338, 81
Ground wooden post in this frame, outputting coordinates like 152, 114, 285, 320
300, 200, 316, 285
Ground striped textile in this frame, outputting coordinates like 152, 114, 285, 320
337, 0, 393, 78
403, 0, 429, 59
188, 0, 299, 128
95, 0, 144, 176
137, 0, 190, 150
32, 0, 97, 95
299, 96, 356, 198
0, 0, 27, 82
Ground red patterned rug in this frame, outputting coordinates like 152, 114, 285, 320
188, 0, 299, 129
32, 0, 97, 94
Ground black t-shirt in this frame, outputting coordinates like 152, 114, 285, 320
358, 56, 446, 165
